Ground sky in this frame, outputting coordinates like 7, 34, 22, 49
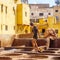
28, 0, 56, 7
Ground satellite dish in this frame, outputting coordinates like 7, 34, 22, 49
55, 0, 60, 5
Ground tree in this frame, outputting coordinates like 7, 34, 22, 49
55, 0, 60, 5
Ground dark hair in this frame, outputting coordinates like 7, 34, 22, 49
30, 22, 34, 26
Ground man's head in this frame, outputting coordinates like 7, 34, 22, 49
30, 22, 34, 26
30, 22, 34, 28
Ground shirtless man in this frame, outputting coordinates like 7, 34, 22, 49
30, 22, 40, 52
44, 28, 57, 49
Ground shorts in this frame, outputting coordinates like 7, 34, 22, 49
33, 35, 38, 39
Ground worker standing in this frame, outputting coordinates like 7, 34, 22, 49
30, 22, 40, 52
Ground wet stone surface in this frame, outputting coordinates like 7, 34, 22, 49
42, 50, 55, 53
0, 57, 12, 60
0, 48, 60, 60
4, 53, 22, 56
52, 57, 60, 60
29, 55, 48, 59
48, 48, 59, 51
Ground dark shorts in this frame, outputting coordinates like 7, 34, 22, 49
33, 35, 38, 39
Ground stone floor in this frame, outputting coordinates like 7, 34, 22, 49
0, 48, 60, 60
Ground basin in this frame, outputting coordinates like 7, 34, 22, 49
0, 57, 11, 60
48, 48, 59, 51
29, 55, 48, 59
4, 53, 22, 56
42, 50, 55, 53
52, 57, 60, 60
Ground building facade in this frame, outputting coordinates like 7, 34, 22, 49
16, 4, 30, 34
30, 4, 53, 23
53, 6, 60, 22
29, 4, 60, 37
0, 0, 15, 35
30, 4, 60, 23
0, 0, 16, 47
0, 0, 30, 47
14, 0, 28, 4
0, 0, 29, 35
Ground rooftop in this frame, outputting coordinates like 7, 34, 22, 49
29, 4, 49, 8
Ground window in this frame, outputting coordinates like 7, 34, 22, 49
21, 0, 24, 3
25, 0, 28, 4
21, 0, 28, 3
25, 30, 28, 33
25, 12, 27, 17
56, 16, 59, 20
39, 13, 43, 16
14, 0, 18, 3
30, 19, 35, 23
1, 25, 2, 30
33, 19, 35, 23
5, 6, 7, 14
14, 26, 15, 30
5, 25, 8, 30
56, 16, 59, 22
42, 29, 45, 33
30, 19, 32, 22
13, 7, 15, 14
14, 0, 17, 1
48, 13, 51, 15
45, 20, 47, 22
1, 4, 3, 12
36, 19, 39, 23
55, 29, 58, 34
31, 13, 34, 15
55, 10, 58, 12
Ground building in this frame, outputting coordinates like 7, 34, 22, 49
0, 0, 15, 35
29, 4, 60, 37
36, 16, 60, 37
29, 4, 53, 23
14, 0, 30, 34
14, 0, 28, 4
30, 4, 60, 23
53, 6, 60, 22
0, 0, 15, 47
47, 16, 60, 37
16, 3, 30, 34
0, 0, 30, 47
0, 0, 30, 35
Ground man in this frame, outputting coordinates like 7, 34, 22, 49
49, 28, 57, 48
44, 28, 57, 49
30, 22, 40, 52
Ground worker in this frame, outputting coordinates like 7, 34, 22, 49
44, 28, 57, 49
30, 22, 41, 52
49, 28, 57, 48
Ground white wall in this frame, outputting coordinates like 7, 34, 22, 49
30, 7, 53, 19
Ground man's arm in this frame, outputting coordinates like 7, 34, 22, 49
44, 30, 50, 38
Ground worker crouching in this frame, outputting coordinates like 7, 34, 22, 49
44, 28, 57, 49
